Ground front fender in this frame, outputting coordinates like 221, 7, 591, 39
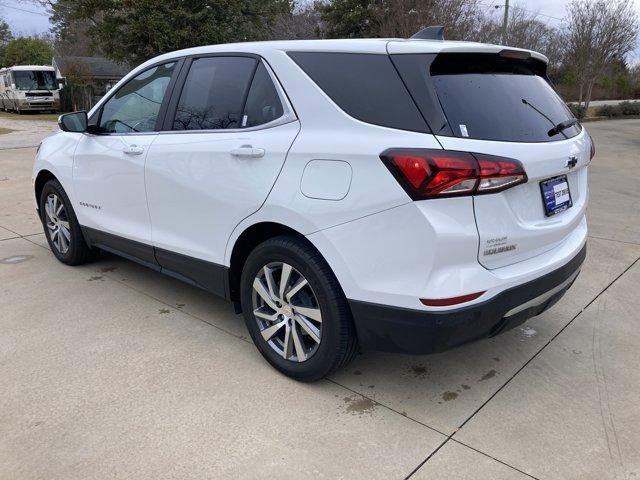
33, 131, 81, 207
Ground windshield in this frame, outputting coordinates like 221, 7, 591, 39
393, 53, 581, 142
13, 70, 57, 91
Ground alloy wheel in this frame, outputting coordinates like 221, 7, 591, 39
252, 262, 322, 362
44, 193, 71, 254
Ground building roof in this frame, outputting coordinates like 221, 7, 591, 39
1, 65, 55, 71
54, 56, 130, 79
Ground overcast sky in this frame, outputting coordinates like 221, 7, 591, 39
1, 0, 639, 61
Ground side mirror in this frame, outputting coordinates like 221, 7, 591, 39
58, 111, 88, 133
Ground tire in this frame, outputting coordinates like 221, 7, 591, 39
240, 235, 358, 382
39, 179, 96, 265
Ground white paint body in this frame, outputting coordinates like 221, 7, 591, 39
33, 38, 589, 313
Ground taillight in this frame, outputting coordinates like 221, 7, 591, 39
380, 149, 527, 200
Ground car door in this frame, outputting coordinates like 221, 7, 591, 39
144, 55, 300, 294
72, 61, 180, 265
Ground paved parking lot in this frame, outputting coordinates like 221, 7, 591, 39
1, 117, 639, 479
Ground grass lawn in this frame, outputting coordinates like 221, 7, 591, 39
0, 127, 15, 135
0, 111, 61, 122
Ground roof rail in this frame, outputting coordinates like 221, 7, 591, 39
410, 26, 445, 41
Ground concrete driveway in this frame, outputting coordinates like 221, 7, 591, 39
1, 117, 639, 479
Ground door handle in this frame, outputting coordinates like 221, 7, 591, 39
123, 145, 145, 155
230, 146, 265, 158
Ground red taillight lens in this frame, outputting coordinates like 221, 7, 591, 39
380, 149, 527, 199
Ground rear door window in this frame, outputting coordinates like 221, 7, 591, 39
242, 62, 285, 128
173, 56, 257, 130
394, 53, 580, 142
288, 52, 429, 133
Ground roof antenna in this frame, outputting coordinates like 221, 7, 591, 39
410, 26, 445, 41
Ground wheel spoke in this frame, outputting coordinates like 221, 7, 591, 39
260, 318, 287, 341
47, 195, 55, 216
59, 230, 69, 251
291, 324, 307, 362
293, 305, 322, 323
52, 195, 59, 216
263, 266, 278, 301
50, 227, 59, 242
44, 202, 55, 222
60, 225, 71, 241
59, 220, 70, 230
56, 229, 64, 251
295, 315, 321, 344
253, 309, 279, 322
285, 277, 308, 303
55, 202, 64, 216
282, 321, 293, 359
253, 277, 279, 311
279, 263, 292, 301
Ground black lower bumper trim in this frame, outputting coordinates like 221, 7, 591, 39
348, 244, 586, 354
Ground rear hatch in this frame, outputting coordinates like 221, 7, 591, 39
390, 47, 591, 269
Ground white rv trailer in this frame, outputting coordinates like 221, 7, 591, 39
0, 65, 61, 113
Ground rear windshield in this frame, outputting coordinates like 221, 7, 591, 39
395, 53, 580, 143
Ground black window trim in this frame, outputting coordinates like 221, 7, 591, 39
87, 57, 185, 136
160, 52, 297, 134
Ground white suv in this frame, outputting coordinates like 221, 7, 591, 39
33, 37, 592, 381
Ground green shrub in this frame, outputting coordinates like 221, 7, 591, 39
595, 104, 623, 117
619, 101, 640, 115
567, 103, 586, 119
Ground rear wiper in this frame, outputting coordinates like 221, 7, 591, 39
547, 119, 578, 137
521, 98, 576, 138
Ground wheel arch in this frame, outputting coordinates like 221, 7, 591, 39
228, 222, 323, 304
34, 169, 58, 209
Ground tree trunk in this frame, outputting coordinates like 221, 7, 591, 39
578, 82, 584, 106
584, 78, 596, 111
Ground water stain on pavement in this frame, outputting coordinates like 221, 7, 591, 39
442, 391, 458, 401
461, 384, 471, 390
342, 395, 376, 415
100, 266, 117, 273
158, 308, 171, 315
353, 370, 362, 376
87, 275, 104, 282
409, 365, 428, 377
0, 255, 32, 264
479, 369, 497, 381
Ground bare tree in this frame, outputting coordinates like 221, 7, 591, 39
565, 0, 639, 109
374, 0, 483, 40
472, 7, 565, 75
268, 2, 322, 40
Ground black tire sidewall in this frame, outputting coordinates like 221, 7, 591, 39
39, 180, 87, 264
240, 237, 351, 381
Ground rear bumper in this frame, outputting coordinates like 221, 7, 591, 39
349, 243, 586, 354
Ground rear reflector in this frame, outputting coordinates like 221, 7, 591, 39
381, 149, 527, 199
420, 291, 485, 307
